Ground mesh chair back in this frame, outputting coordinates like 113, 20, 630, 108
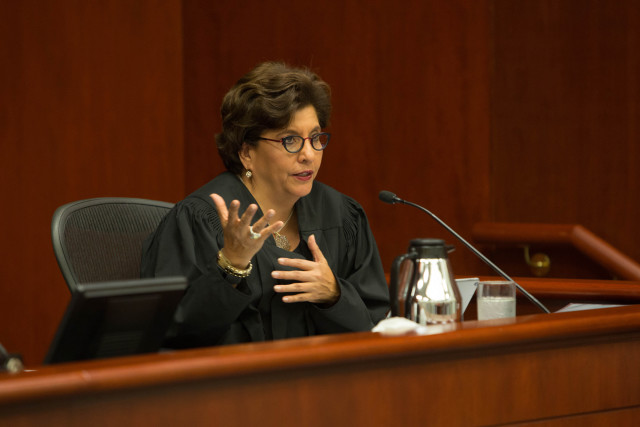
51, 198, 174, 292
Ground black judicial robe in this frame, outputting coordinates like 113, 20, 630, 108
141, 172, 390, 348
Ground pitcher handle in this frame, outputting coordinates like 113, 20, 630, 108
389, 252, 415, 317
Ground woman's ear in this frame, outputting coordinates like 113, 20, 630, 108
239, 143, 253, 171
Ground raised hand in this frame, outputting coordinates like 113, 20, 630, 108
210, 193, 283, 268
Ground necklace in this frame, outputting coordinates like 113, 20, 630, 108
272, 208, 295, 251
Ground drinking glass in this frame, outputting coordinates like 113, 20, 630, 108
476, 280, 516, 320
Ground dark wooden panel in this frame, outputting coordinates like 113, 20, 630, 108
0, 1, 184, 365
183, 0, 493, 276
491, 0, 640, 270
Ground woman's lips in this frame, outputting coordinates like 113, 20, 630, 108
293, 170, 313, 181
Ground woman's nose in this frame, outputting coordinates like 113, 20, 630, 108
297, 138, 316, 161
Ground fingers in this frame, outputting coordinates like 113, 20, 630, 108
262, 220, 285, 235
227, 199, 240, 222
209, 193, 229, 225
307, 234, 326, 263
273, 280, 338, 304
271, 266, 315, 282
210, 193, 272, 231
208, 197, 337, 304
250, 209, 278, 235
272, 235, 339, 305
276, 235, 324, 270
210, 194, 257, 227
273, 282, 307, 294
237, 202, 258, 226
278, 289, 313, 303
273, 281, 315, 303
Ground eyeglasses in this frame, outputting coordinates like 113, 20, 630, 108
259, 132, 331, 154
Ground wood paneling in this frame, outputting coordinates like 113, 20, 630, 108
0, 1, 184, 365
490, 0, 640, 271
3, 0, 640, 367
183, 0, 492, 276
473, 222, 640, 279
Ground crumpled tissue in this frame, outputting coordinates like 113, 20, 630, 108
372, 316, 422, 335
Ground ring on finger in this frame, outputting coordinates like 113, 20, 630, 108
249, 225, 261, 240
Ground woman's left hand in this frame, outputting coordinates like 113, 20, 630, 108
271, 234, 340, 306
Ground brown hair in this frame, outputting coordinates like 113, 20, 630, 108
216, 62, 332, 174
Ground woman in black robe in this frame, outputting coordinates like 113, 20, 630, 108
141, 62, 389, 348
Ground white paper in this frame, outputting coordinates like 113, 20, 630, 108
555, 303, 625, 313
455, 277, 479, 314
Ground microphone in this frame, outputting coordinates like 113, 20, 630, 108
379, 190, 550, 314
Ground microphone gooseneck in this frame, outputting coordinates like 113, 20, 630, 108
379, 190, 550, 314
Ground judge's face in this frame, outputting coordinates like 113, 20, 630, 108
241, 105, 323, 204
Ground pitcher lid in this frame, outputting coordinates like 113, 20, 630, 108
408, 238, 453, 258
409, 238, 445, 248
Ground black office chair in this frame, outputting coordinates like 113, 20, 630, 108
51, 197, 174, 292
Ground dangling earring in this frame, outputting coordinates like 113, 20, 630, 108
245, 169, 252, 178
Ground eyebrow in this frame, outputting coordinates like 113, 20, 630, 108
275, 126, 321, 137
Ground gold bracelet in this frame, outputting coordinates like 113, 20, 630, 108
217, 250, 252, 278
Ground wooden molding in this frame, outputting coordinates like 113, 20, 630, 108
472, 222, 640, 280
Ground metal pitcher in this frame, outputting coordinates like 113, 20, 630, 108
389, 238, 462, 324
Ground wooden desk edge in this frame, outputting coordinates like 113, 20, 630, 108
2, 304, 640, 406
